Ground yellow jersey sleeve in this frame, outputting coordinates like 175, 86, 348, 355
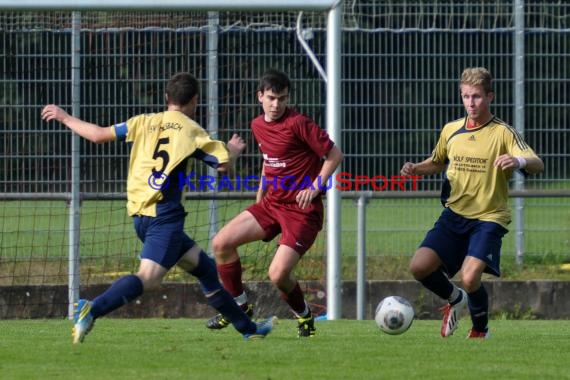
431, 122, 454, 164
502, 122, 538, 159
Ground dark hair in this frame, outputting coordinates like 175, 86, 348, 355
166, 72, 199, 106
257, 69, 291, 93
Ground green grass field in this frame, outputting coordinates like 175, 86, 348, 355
1, 319, 569, 380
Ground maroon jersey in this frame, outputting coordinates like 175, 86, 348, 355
251, 108, 334, 204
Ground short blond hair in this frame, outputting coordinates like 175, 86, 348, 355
460, 67, 493, 94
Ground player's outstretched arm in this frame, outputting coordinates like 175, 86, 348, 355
41, 104, 115, 144
401, 157, 446, 176
522, 156, 544, 174
493, 154, 544, 175
218, 133, 246, 173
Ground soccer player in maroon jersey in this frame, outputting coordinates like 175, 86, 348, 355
206, 69, 343, 337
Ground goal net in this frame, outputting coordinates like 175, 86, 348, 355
0, 4, 339, 318
2, 2, 569, 319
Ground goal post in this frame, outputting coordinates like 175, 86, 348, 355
0, 0, 343, 320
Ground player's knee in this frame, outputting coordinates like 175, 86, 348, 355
267, 270, 279, 285
409, 257, 428, 280
267, 269, 288, 289
461, 272, 481, 293
409, 248, 440, 280
210, 234, 223, 252
137, 274, 162, 291
460, 262, 484, 292
211, 234, 233, 258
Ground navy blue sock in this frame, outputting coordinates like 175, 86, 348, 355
90, 274, 144, 318
208, 289, 256, 334
467, 285, 489, 332
419, 269, 454, 300
189, 251, 256, 335
189, 251, 223, 294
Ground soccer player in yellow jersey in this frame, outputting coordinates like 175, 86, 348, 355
401, 67, 544, 339
41, 72, 274, 343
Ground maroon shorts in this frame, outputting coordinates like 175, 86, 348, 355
246, 197, 323, 256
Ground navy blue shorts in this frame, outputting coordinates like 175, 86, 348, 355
133, 210, 196, 270
420, 208, 508, 277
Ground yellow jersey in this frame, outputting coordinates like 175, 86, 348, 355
112, 111, 229, 217
431, 116, 539, 227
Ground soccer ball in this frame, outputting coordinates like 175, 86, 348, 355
375, 296, 414, 335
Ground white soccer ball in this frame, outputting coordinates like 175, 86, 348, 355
375, 296, 415, 335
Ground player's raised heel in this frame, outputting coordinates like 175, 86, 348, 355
243, 316, 275, 340
440, 288, 467, 337
72, 299, 94, 344
206, 303, 254, 330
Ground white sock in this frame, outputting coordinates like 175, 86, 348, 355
234, 292, 248, 306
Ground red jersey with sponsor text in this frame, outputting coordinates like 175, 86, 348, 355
251, 108, 334, 204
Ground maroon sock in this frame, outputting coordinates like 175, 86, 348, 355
216, 259, 245, 298
281, 282, 308, 316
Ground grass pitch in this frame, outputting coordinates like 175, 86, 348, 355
1, 319, 569, 380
